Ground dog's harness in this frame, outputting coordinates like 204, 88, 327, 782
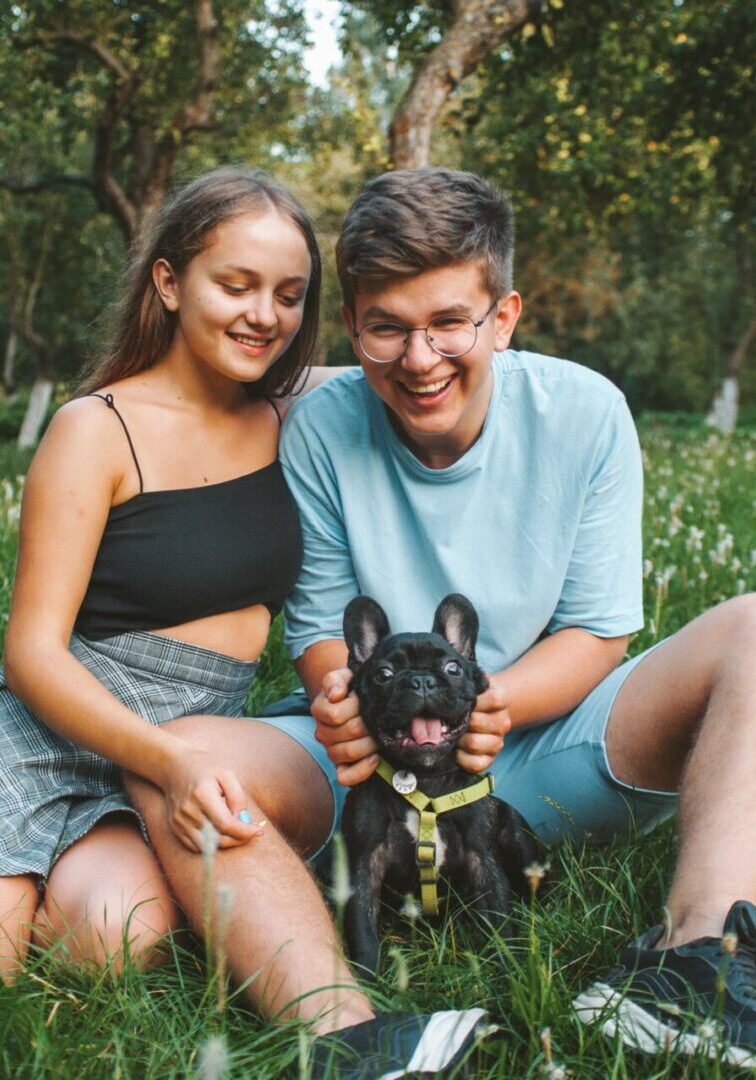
375, 757, 495, 916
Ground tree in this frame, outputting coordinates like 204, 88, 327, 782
4, 0, 311, 244
0, 0, 313, 442
344, 0, 542, 168
455, 0, 755, 419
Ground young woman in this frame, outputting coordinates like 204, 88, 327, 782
0, 166, 374, 1033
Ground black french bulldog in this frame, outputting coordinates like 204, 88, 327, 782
341, 592, 544, 975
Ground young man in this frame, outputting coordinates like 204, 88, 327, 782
273, 167, 756, 1067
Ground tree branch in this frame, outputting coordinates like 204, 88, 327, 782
0, 175, 96, 195
139, 0, 220, 229
18, 30, 131, 82
175, 0, 221, 134
389, 0, 533, 168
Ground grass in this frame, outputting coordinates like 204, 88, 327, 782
1, 422, 755, 1078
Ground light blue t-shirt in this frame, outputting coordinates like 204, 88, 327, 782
280, 351, 643, 675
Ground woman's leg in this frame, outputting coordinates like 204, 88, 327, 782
33, 814, 181, 972
125, 716, 374, 1034
0, 875, 39, 982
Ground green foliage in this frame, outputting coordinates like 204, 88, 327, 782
454, 0, 755, 412
0, 0, 315, 382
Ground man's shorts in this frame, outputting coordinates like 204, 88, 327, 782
256, 641, 678, 853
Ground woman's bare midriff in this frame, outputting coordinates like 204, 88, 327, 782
151, 604, 272, 662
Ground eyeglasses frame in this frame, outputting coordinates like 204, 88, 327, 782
352, 297, 501, 365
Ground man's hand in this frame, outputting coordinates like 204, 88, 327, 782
456, 674, 510, 773
311, 666, 380, 786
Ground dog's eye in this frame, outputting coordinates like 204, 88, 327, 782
375, 667, 394, 683
443, 660, 463, 677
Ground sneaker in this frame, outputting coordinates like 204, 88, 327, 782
573, 899, 756, 1067
309, 1007, 495, 1078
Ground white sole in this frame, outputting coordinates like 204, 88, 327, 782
380, 1008, 491, 1080
573, 983, 756, 1069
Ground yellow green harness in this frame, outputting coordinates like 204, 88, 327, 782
375, 757, 495, 916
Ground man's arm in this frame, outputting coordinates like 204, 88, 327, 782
492, 628, 629, 729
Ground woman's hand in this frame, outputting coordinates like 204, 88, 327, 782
456, 675, 511, 773
311, 666, 380, 786
160, 745, 266, 852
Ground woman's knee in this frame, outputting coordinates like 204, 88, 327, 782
36, 819, 182, 971
143, 715, 333, 852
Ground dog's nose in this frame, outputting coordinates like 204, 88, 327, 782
409, 674, 437, 692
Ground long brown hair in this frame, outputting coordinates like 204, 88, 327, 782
77, 167, 321, 398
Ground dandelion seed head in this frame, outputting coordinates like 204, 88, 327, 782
197, 1034, 229, 1080
722, 931, 738, 955
525, 861, 549, 892
400, 894, 422, 922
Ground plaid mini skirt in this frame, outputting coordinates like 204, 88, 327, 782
0, 630, 258, 880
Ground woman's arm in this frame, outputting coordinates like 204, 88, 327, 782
4, 401, 259, 851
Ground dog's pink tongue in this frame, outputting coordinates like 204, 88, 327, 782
410, 718, 444, 745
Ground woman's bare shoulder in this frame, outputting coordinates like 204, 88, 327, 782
29, 394, 135, 501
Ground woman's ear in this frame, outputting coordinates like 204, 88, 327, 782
152, 259, 181, 312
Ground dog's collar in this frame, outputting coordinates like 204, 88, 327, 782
375, 757, 495, 917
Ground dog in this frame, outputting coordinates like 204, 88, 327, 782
341, 592, 544, 975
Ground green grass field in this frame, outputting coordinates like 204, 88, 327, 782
0, 423, 754, 1078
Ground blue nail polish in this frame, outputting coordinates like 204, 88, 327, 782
238, 810, 252, 825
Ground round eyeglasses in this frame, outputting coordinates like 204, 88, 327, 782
353, 298, 499, 364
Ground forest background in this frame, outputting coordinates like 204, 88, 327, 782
0, 0, 754, 446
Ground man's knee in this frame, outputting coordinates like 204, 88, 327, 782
699, 593, 756, 677
721, 592, 756, 638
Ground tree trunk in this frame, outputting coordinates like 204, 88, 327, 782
389, 0, 532, 168
3, 330, 18, 398
17, 376, 54, 449
707, 315, 756, 434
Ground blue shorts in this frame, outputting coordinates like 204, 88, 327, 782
256, 642, 678, 852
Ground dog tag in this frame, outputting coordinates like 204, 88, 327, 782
392, 770, 417, 795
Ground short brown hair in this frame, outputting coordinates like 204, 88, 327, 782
78, 167, 321, 399
336, 167, 515, 309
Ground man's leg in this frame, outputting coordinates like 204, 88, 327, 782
605, 593, 756, 941
576, 593, 756, 1064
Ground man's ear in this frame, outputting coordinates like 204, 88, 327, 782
343, 595, 390, 669
153, 259, 181, 313
342, 303, 362, 362
493, 291, 522, 352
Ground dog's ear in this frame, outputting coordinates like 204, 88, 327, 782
432, 593, 479, 660
343, 595, 391, 668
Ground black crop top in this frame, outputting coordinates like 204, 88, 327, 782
74, 395, 303, 641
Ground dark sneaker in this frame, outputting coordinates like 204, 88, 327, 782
573, 899, 756, 1067
309, 1007, 495, 1078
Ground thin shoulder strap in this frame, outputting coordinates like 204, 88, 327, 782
89, 393, 144, 494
